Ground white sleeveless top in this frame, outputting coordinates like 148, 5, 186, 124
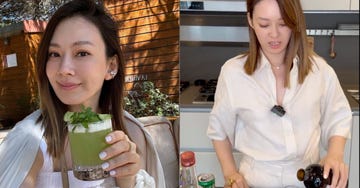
37, 137, 117, 188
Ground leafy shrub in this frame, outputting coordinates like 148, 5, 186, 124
124, 81, 179, 118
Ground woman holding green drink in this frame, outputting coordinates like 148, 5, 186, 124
0, 0, 165, 187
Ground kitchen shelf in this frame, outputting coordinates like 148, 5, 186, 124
306, 29, 359, 36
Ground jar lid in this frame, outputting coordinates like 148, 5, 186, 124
181, 151, 195, 167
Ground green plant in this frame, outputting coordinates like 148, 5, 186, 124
124, 81, 179, 118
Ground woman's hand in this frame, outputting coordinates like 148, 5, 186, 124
320, 136, 349, 188
99, 130, 140, 187
225, 172, 249, 188
320, 154, 348, 188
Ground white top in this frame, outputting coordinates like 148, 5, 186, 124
207, 52, 352, 162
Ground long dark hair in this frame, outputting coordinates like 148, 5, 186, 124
36, 0, 126, 158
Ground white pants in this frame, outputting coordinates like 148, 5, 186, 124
239, 155, 317, 188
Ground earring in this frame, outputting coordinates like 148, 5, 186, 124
110, 70, 117, 78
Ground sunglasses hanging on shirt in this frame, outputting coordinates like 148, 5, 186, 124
271, 105, 286, 117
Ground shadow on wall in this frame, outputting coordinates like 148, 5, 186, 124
105, 0, 180, 102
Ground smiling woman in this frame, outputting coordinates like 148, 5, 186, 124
46, 15, 114, 107
0, 0, 165, 187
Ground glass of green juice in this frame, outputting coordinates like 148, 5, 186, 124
65, 109, 112, 181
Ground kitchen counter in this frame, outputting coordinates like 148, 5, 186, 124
180, 85, 213, 110
342, 84, 359, 115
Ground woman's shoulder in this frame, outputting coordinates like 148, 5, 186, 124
0, 110, 44, 188
309, 54, 337, 76
222, 54, 248, 72
6, 110, 43, 137
224, 54, 247, 66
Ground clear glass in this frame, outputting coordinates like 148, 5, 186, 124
68, 119, 112, 181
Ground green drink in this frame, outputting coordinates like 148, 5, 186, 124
65, 107, 112, 181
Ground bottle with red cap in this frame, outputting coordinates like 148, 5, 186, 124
180, 151, 198, 188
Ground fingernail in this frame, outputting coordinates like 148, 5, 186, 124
99, 151, 107, 159
110, 170, 116, 176
101, 162, 109, 170
105, 136, 112, 143
323, 174, 328, 179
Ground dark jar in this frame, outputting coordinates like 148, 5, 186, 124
297, 164, 332, 188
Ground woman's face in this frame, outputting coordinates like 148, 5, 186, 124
46, 16, 115, 112
248, 0, 292, 59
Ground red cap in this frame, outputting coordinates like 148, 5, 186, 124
181, 151, 195, 167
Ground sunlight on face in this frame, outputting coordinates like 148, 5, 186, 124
46, 16, 112, 111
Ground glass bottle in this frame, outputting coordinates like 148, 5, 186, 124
180, 151, 198, 188
297, 164, 332, 188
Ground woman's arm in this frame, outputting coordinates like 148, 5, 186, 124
20, 148, 43, 188
213, 138, 237, 177
213, 138, 248, 188
320, 135, 348, 188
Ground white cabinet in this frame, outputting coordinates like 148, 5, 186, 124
349, 115, 359, 188
180, 109, 239, 186
351, 0, 359, 10
300, 0, 351, 10
180, 110, 212, 150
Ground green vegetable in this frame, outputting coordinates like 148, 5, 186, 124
64, 105, 112, 130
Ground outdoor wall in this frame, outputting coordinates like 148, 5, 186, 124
0, 33, 40, 123
105, 0, 180, 101
0, 1, 180, 123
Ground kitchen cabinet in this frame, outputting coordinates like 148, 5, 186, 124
300, 0, 352, 11
180, 109, 240, 186
349, 115, 359, 188
351, 0, 359, 10
180, 108, 357, 187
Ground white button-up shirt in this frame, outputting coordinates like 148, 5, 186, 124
207, 52, 352, 163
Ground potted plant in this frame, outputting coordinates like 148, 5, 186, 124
124, 81, 179, 120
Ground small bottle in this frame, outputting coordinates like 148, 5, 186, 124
197, 173, 215, 188
297, 164, 332, 188
180, 151, 198, 188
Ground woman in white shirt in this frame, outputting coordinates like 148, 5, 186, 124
0, 0, 165, 187
207, 0, 352, 187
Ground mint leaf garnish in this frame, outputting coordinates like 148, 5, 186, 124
64, 105, 112, 131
